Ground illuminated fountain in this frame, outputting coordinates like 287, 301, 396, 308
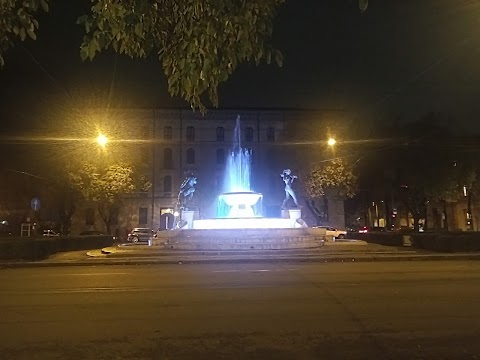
153, 115, 324, 249
191, 115, 299, 230
216, 115, 263, 218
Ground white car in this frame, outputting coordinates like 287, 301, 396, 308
314, 226, 347, 239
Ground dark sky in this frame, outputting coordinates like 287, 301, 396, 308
1, 0, 480, 132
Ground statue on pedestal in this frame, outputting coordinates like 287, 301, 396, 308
178, 173, 197, 210
281, 169, 299, 209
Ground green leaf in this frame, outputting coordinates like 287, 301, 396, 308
359, 0, 368, 12
88, 39, 98, 60
134, 23, 143, 37
80, 45, 89, 61
19, 28, 26, 41
40, 0, 49, 12
178, 58, 185, 70
26, 28, 36, 40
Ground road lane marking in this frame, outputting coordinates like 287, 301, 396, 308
212, 268, 298, 273
19, 273, 131, 277
51, 273, 130, 276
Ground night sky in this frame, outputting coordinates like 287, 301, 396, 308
1, 0, 480, 133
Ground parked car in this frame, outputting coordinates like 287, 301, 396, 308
313, 226, 347, 239
358, 226, 386, 233
43, 229, 60, 237
127, 228, 154, 243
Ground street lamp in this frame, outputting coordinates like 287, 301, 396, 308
327, 137, 336, 147
96, 134, 108, 148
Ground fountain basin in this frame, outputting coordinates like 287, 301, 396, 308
218, 191, 262, 218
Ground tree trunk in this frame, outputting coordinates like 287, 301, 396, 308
442, 200, 449, 231
413, 214, 420, 232
98, 205, 110, 234
305, 198, 321, 226
424, 214, 428, 231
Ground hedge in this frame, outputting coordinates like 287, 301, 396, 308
413, 232, 480, 252
352, 231, 480, 252
0, 235, 114, 261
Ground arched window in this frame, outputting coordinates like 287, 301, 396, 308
245, 127, 254, 142
163, 148, 173, 169
186, 148, 195, 164
216, 127, 225, 141
163, 175, 172, 193
216, 148, 225, 165
186, 126, 195, 141
164, 126, 172, 140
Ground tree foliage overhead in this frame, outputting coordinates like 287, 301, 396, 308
1, 0, 368, 111
305, 158, 358, 199
0, 0, 49, 66
78, 0, 285, 112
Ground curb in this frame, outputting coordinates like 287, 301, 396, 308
2, 253, 480, 269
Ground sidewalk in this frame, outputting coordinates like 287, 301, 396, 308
2, 241, 480, 268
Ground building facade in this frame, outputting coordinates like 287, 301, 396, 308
70, 108, 347, 238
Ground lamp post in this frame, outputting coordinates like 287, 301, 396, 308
151, 112, 156, 231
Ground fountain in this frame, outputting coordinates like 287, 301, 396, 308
216, 115, 263, 218
152, 115, 325, 249
191, 115, 302, 230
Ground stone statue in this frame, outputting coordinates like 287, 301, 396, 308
178, 174, 197, 210
281, 169, 299, 209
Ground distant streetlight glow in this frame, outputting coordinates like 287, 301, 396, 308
96, 134, 108, 148
327, 137, 336, 146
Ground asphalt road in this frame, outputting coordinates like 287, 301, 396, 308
1, 261, 480, 360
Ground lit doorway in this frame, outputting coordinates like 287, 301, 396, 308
159, 208, 175, 230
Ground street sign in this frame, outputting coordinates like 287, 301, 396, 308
31, 197, 41, 211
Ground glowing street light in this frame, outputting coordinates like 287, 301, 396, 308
327, 137, 336, 146
96, 134, 108, 148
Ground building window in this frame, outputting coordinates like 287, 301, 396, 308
141, 125, 149, 138
245, 127, 254, 142
85, 208, 95, 226
163, 148, 173, 169
186, 148, 195, 164
186, 126, 195, 141
164, 175, 172, 193
139, 207, 148, 225
267, 127, 275, 142
216, 148, 225, 165
164, 126, 172, 140
216, 127, 225, 141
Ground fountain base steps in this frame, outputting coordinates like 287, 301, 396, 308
152, 228, 326, 250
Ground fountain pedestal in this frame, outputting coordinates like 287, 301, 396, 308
181, 210, 194, 229
288, 209, 301, 220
